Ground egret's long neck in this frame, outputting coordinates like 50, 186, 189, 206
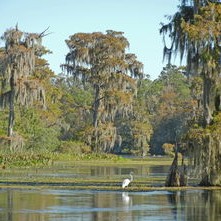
130, 174, 133, 181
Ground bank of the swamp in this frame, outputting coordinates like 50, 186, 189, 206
0, 151, 174, 169
0, 154, 169, 192
0, 153, 220, 191
0, 180, 221, 192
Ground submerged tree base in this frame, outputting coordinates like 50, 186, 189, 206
165, 152, 187, 187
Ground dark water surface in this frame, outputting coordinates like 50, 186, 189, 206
0, 188, 220, 221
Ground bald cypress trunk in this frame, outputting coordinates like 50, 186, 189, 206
200, 76, 221, 186
92, 85, 100, 152
93, 85, 100, 128
203, 76, 214, 126
7, 70, 15, 137
165, 152, 180, 187
165, 151, 188, 187
187, 76, 221, 186
8, 88, 15, 137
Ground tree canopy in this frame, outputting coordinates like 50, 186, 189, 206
160, 0, 221, 186
62, 30, 145, 152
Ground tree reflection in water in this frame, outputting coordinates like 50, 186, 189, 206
167, 190, 221, 221
0, 188, 221, 221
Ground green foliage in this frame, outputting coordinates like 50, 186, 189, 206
58, 141, 91, 154
57, 76, 93, 141
208, 113, 221, 134
113, 76, 153, 156
55, 152, 125, 162
158, 64, 190, 100
0, 151, 55, 168
0, 27, 48, 139
148, 65, 193, 154
15, 107, 60, 151
181, 2, 221, 79
0, 110, 8, 136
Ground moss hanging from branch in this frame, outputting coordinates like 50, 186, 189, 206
0, 26, 48, 147
62, 30, 144, 152
160, 1, 221, 186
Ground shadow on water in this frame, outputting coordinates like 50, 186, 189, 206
0, 188, 221, 221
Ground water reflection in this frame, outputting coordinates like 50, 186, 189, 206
122, 192, 131, 205
0, 164, 169, 183
0, 188, 220, 221
122, 192, 133, 209
167, 190, 221, 221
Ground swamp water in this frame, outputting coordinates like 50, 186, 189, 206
0, 163, 220, 221
0, 189, 221, 221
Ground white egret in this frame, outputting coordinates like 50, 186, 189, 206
122, 172, 133, 189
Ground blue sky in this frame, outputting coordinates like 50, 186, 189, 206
0, 0, 180, 80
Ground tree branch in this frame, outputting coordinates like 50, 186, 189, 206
39, 26, 52, 38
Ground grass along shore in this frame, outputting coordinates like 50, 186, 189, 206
0, 151, 174, 169
0, 153, 220, 190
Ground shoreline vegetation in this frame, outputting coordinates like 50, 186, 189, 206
0, 153, 220, 191
0, 151, 173, 169
0, 182, 221, 192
